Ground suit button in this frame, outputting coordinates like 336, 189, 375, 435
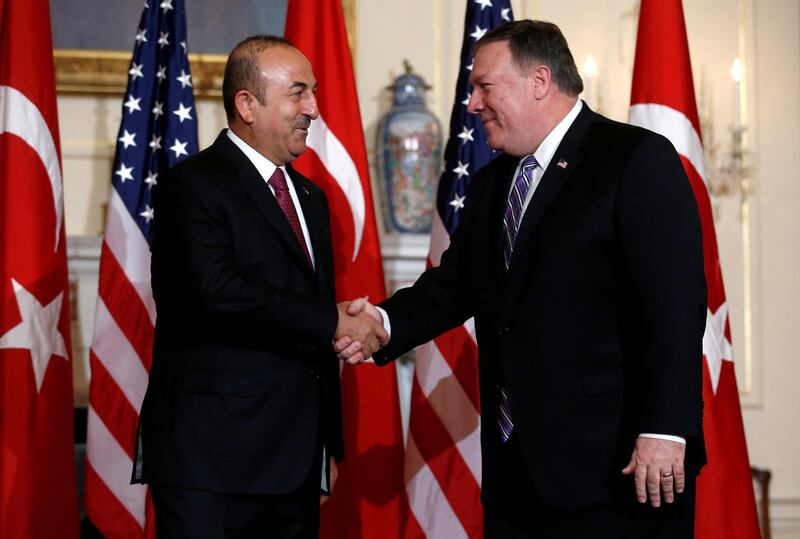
498, 327, 511, 336
310, 369, 319, 379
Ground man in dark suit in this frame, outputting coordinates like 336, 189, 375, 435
132, 35, 386, 538
338, 20, 706, 538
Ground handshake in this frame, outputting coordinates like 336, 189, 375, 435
333, 298, 387, 365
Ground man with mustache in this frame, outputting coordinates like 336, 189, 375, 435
133, 35, 386, 537
339, 20, 706, 538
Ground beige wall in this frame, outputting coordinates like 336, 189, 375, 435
59, 0, 800, 533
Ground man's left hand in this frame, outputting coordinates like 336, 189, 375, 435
621, 436, 685, 507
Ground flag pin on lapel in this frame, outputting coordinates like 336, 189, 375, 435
557, 159, 568, 169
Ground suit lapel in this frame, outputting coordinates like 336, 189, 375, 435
487, 155, 521, 280
213, 132, 315, 275
506, 105, 593, 275
288, 165, 334, 293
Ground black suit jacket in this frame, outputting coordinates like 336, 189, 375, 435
134, 130, 343, 495
375, 104, 707, 511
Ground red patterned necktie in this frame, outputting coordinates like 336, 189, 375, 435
268, 168, 313, 269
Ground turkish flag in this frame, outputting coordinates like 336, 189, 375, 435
0, 0, 80, 537
284, 1, 406, 536
629, 1, 761, 537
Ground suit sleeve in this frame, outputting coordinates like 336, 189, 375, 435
151, 169, 338, 349
616, 133, 707, 439
373, 180, 484, 365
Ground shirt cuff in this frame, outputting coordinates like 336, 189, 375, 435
639, 433, 686, 445
375, 306, 391, 338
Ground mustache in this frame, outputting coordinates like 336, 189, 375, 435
293, 116, 312, 129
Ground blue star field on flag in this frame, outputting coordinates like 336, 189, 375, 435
437, 0, 512, 234
111, 0, 198, 243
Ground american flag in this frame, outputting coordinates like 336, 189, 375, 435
404, 2, 512, 538
84, 0, 198, 536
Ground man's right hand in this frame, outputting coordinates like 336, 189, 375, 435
334, 300, 387, 364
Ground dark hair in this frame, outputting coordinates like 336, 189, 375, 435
476, 20, 583, 97
222, 35, 295, 120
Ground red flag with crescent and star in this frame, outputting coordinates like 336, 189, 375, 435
629, 1, 761, 537
0, 0, 80, 537
284, 1, 406, 537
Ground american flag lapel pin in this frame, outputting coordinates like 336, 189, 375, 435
557, 159, 568, 169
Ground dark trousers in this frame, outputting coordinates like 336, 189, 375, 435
151, 460, 321, 538
483, 433, 696, 539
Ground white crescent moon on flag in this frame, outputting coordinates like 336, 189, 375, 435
306, 114, 365, 262
629, 103, 707, 185
0, 85, 63, 251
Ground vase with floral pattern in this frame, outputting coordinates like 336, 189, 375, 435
377, 61, 442, 233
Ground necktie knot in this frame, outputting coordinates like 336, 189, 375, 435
269, 168, 289, 193
521, 154, 538, 172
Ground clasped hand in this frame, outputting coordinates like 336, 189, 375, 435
333, 298, 387, 364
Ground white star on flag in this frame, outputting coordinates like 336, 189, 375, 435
115, 163, 134, 182
152, 100, 164, 118
124, 95, 142, 114
501, 7, 511, 21
156, 65, 167, 82
452, 160, 470, 179
149, 135, 162, 151
170, 138, 188, 158
475, 0, 493, 10
173, 103, 193, 123
470, 25, 487, 40
457, 126, 475, 145
118, 130, 137, 149
160, 0, 173, 13
176, 70, 193, 89
449, 194, 466, 211
702, 302, 733, 394
466, 60, 474, 71
135, 29, 148, 43
461, 92, 471, 106
0, 279, 68, 393
139, 205, 155, 223
145, 171, 158, 188
129, 62, 144, 80
158, 31, 170, 49
181, 40, 187, 53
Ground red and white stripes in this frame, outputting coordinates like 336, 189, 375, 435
405, 212, 484, 538
85, 192, 155, 537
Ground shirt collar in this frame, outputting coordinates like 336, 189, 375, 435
527, 99, 583, 171
226, 128, 283, 182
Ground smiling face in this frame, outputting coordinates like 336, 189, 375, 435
235, 46, 319, 165
467, 40, 540, 157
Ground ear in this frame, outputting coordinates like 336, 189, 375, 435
233, 90, 256, 124
531, 65, 552, 100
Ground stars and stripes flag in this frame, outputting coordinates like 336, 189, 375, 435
284, 1, 406, 537
84, 0, 198, 536
629, 1, 761, 537
0, 0, 81, 536
403, 2, 512, 538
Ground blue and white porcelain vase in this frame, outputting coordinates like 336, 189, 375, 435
377, 61, 442, 234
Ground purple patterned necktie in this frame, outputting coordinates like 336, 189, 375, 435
502, 154, 538, 271
498, 154, 538, 442
269, 168, 313, 269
